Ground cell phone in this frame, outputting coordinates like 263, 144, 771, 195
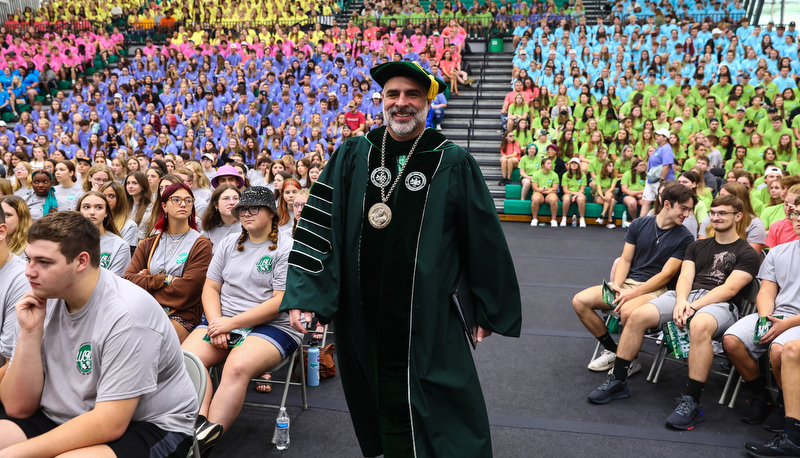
226, 332, 244, 347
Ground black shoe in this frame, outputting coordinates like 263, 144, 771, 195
498, 179, 507, 186
741, 395, 774, 424
588, 374, 629, 404
196, 421, 223, 457
764, 405, 787, 433
666, 394, 704, 430
195, 414, 208, 429
745, 433, 800, 457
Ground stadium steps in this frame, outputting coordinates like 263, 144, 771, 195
440, 50, 512, 213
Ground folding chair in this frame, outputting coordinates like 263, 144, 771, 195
182, 350, 207, 458
717, 279, 763, 407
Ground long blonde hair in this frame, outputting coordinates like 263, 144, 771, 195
1, 196, 33, 255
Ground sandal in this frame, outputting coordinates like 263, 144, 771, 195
255, 374, 271, 394
311, 324, 325, 341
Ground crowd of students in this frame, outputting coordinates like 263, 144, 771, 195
499, 2, 800, 240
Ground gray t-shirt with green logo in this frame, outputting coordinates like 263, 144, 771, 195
0, 254, 28, 359
12, 270, 197, 435
100, 232, 131, 277
54, 182, 84, 210
206, 233, 301, 346
148, 230, 202, 277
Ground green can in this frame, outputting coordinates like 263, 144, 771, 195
753, 315, 784, 343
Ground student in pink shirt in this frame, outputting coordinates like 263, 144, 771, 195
766, 185, 800, 248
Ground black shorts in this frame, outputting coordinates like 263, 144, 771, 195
7, 410, 191, 458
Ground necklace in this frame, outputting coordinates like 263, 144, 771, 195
158, 231, 189, 275
654, 221, 675, 245
368, 128, 424, 229
166, 231, 189, 255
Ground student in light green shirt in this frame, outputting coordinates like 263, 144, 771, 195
519, 143, 541, 200
621, 158, 647, 219
588, 147, 609, 181
560, 157, 588, 227
594, 159, 618, 227
530, 157, 561, 225
725, 145, 756, 173
787, 151, 800, 175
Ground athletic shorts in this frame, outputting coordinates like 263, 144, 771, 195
643, 179, 660, 201
198, 319, 299, 360
621, 278, 668, 300
6, 410, 191, 458
650, 289, 738, 339
724, 312, 800, 360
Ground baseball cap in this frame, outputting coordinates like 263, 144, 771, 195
568, 157, 581, 164
744, 120, 756, 128
372, 92, 382, 99
765, 166, 782, 176
201, 153, 214, 161
0, 121, 6, 127
654, 128, 671, 137
538, 129, 548, 136
674, 117, 684, 123
737, 106, 746, 112
791, 21, 796, 27
712, 28, 723, 34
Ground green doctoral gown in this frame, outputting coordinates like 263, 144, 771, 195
280, 126, 522, 457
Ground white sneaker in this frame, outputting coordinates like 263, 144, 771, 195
551, 220, 558, 227
530, 218, 538, 227
436, 124, 442, 131
596, 217, 604, 225
607, 358, 642, 377
559, 217, 567, 227
588, 349, 616, 371
606, 223, 616, 229
579, 218, 586, 228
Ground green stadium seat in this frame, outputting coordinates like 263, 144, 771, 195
505, 184, 522, 199
58, 81, 71, 89
511, 169, 520, 181
35, 95, 46, 102
1, 112, 13, 122
18, 104, 31, 113
504, 199, 532, 215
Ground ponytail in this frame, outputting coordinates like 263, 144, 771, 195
236, 226, 248, 252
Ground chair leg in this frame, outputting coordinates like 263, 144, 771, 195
728, 375, 744, 409
300, 348, 308, 410
647, 340, 665, 382
719, 367, 739, 405
650, 345, 668, 384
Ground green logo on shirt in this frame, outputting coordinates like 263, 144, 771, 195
256, 255, 273, 274
176, 253, 188, 264
68, 194, 75, 200
100, 252, 110, 268
76, 343, 92, 374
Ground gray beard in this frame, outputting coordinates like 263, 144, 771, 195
383, 102, 429, 136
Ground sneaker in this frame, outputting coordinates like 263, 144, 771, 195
579, 218, 586, 228
530, 218, 538, 227
588, 374, 629, 404
665, 394, 704, 430
436, 123, 442, 131
195, 414, 208, 429
588, 349, 616, 371
465, 78, 475, 86
745, 433, 800, 457
608, 358, 642, 378
740, 395, 774, 425
607, 223, 616, 229
196, 421, 224, 456
551, 220, 558, 227
498, 179, 506, 186
764, 404, 786, 433
596, 217, 604, 225
560, 217, 567, 227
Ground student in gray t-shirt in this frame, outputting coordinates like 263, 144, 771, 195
78, 192, 132, 277
723, 211, 800, 429
0, 208, 29, 385
0, 212, 196, 458
181, 187, 302, 455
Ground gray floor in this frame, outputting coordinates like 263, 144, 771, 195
0, 222, 775, 457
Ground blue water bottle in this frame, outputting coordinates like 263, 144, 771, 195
307, 342, 320, 386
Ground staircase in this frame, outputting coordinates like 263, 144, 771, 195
439, 49, 513, 213
584, 0, 610, 22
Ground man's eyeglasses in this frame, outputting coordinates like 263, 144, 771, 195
168, 196, 194, 206
709, 210, 737, 217
790, 211, 800, 220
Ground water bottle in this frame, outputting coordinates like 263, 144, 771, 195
571, 215, 577, 227
607, 316, 620, 334
307, 342, 320, 387
276, 407, 290, 450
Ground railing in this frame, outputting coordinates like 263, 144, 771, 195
0, 0, 39, 23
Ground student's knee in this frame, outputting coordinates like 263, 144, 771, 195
627, 303, 658, 329
771, 343, 784, 368
688, 314, 717, 342
722, 334, 745, 354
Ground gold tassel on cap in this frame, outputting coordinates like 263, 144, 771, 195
412, 61, 438, 100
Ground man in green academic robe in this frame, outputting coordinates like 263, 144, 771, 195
279, 62, 522, 457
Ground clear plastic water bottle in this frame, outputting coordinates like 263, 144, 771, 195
276, 407, 290, 450
307, 342, 320, 387
571, 215, 577, 227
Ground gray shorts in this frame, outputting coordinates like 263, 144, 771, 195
724, 312, 800, 360
650, 289, 738, 339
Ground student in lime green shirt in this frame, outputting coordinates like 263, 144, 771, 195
725, 145, 756, 173
621, 159, 647, 220
588, 147, 609, 181
594, 159, 618, 227
560, 157, 588, 227
530, 157, 561, 225
614, 145, 634, 176
787, 150, 800, 175
512, 119, 533, 148
519, 143, 541, 200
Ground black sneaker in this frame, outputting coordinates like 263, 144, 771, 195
741, 395, 774, 424
745, 433, 800, 457
196, 420, 223, 457
666, 394, 704, 430
195, 414, 208, 429
497, 179, 506, 186
764, 405, 787, 433
588, 374, 629, 404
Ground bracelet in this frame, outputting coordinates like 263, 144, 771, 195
689, 306, 697, 314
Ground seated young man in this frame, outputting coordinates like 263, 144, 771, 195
0, 212, 198, 457
574, 182, 696, 374
588, 195, 760, 431
0, 205, 29, 387
725, 194, 800, 432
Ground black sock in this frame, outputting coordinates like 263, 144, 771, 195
597, 332, 618, 353
613, 357, 631, 382
778, 390, 785, 407
686, 379, 705, 403
744, 377, 772, 400
785, 417, 800, 444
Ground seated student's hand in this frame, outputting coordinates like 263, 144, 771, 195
612, 285, 639, 310
673, 299, 693, 329
209, 332, 230, 349
760, 315, 789, 344
288, 309, 312, 334
15, 291, 47, 333
207, 316, 236, 337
